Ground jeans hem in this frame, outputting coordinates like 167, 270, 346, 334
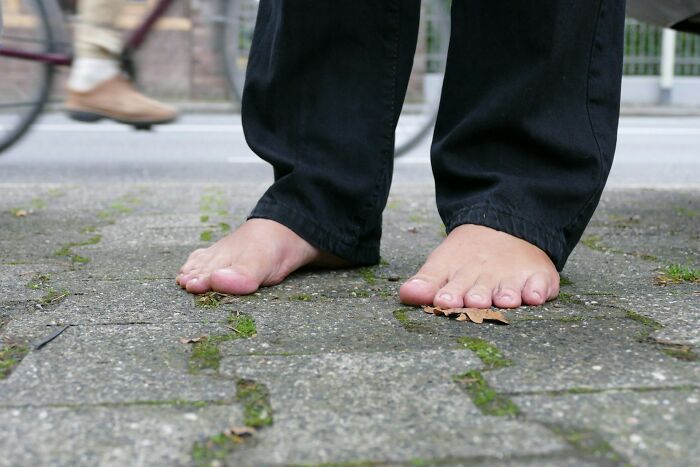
248, 199, 381, 266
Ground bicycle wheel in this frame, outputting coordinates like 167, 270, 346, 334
221, 0, 259, 104
220, 0, 450, 158
0, 0, 55, 154
395, 0, 450, 157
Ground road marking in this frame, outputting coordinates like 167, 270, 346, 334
618, 127, 700, 135
4, 124, 700, 136
226, 156, 265, 164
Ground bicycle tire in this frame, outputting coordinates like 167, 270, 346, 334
0, 0, 55, 155
220, 0, 258, 104
220, 0, 450, 158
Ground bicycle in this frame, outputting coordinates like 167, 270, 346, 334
0, 0, 449, 156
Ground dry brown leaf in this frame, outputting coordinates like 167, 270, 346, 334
465, 308, 509, 325
422, 305, 449, 315
226, 426, 257, 437
442, 308, 464, 317
456, 313, 468, 322
14, 209, 28, 217
180, 335, 208, 344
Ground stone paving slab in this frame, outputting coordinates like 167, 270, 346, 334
0, 404, 243, 467
0, 183, 698, 466
218, 351, 569, 465
0, 322, 239, 406
515, 389, 700, 467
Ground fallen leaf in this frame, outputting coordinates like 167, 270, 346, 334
465, 308, 509, 325
180, 335, 208, 344
423, 305, 509, 325
226, 426, 257, 437
442, 308, 464, 317
14, 209, 28, 217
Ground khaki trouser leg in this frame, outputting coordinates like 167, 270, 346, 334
75, 0, 129, 59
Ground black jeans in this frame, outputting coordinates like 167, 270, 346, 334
243, 0, 626, 271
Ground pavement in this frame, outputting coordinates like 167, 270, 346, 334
0, 115, 699, 466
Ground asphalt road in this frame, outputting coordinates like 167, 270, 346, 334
0, 114, 698, 187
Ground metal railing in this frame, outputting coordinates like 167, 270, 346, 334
624, 19, 700, 76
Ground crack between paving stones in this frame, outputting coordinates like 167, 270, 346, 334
504, 384, 699, 398
0, 398, 238, 410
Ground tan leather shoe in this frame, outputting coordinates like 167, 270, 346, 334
65, 75, 177, 128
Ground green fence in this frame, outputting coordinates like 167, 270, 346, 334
623, 19, 700, 76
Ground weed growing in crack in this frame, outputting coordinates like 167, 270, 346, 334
188, 313, 257, 373
0, 343, 29, 379
453, 370, 519, 416
456, 337, 512, 369
655, 264, 700, 285
236, 379, 273, 428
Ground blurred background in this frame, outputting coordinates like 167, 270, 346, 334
0, 0, 698, 188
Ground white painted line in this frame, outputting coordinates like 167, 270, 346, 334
618, 127, 700, 135
3, 123, 699, 136
24, 124, 245, 133
226, 156, 265, 164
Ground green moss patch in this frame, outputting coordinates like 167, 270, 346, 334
556, 292, 585, 305
545, 423, 626, 464
40, 288, 70, 306
191, 433, 241, 467
26, 273, 50, 290
457, 337, 512, 369
660, 343, 698, 362
53, 235, 101, 264
200, 230, 213, 242
236, 379, 273, 428
288, 293, 313, 302
358, 266, 377, 285
453, 370, 519, 416
393, 307, 431, 333
625, 310, 662, 330
188, 313, 256, 373
0, 343, 29, 379
559, 275, 573, 286
195, 292, 221, 309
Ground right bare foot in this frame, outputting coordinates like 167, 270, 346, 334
177, 219, 348, 295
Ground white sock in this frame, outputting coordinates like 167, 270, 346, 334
68, 58, 120, 92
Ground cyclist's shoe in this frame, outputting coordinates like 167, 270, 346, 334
65, 75, 177, 128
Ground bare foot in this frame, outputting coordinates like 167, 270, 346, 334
177, 219, 348, 295
399, 224, 559, 309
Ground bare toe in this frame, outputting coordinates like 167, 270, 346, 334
493, 279, 523, 309
210, 268, 259, 295
464, 275, 497, 308
522, 272, 552, 306
433, 271, 475, 308
399, 276, 441, 306
185, 275, 211, 294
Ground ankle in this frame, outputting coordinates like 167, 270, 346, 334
68, 58, 121, 92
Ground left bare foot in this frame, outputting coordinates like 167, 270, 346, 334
399, 224, 560, 309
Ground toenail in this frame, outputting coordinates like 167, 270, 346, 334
439, 293, 453, 301
531, 290, 542, 300
190, 278, 199, 284
469, 293, 483, 300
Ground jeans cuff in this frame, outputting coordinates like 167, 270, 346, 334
249, 199, 381, 266
445, 202, 569, 270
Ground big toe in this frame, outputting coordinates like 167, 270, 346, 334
399, 277, 441, 306
210, 268, 260, 295
185, 275, 212, 294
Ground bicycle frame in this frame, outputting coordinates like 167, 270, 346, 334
0, 0, 176, 66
